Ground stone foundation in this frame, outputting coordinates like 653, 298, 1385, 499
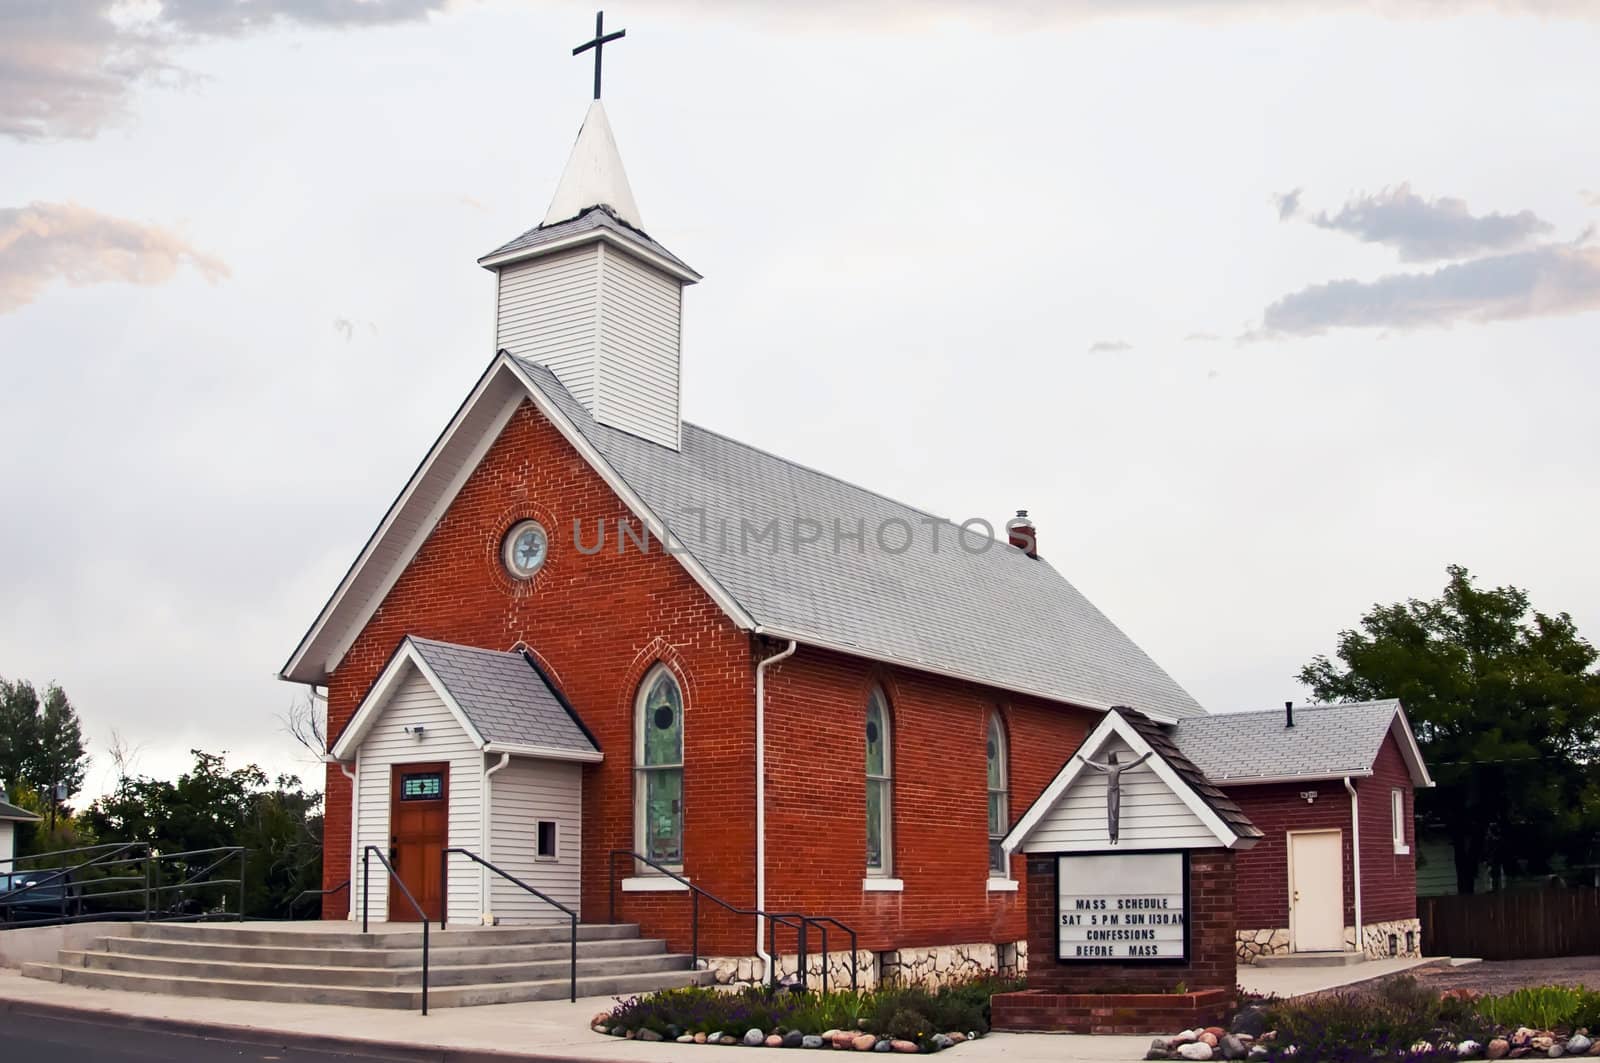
1360, 918, 1422, 959
1237, 919, 1424, 964
702, 939, 1028, 990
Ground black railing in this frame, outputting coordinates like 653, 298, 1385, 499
291, 878, 349, 910
606, 850, 856, 992
361, 845, 429, 1015
0, 843, 247, 929
441, 848, 579, 1002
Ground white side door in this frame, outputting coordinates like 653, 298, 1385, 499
1288, 830, 1345, 952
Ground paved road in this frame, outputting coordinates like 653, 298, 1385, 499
3, 1012, 419, 1062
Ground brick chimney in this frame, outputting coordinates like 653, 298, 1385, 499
1007, 509, 1037, 559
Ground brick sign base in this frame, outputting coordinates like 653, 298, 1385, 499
990, 987, 1235, 1035
992, 849, 1238, 1033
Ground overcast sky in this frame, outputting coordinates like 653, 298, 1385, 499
3, 0, 1599, 798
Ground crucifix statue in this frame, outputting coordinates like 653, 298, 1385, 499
1081, 749, 1152, 844
573, 10, 626, 101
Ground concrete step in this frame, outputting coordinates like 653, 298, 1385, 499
122, 921, 638, 950
22, 960, 714, 1009
59, 948, 694, 988
1253, 951, 1367, 968
100, 933, 667, 969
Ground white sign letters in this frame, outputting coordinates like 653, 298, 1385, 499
1057, 852, 1187, 962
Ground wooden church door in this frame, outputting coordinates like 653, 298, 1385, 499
389, 764, 448, 922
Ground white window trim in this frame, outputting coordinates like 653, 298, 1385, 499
986, 878, 1019, 892
862, 877, 904, 892
1391, 788, 1410, 854
622, 876, 691, 892
634, 663, 685, 872
866, 689, 893, 878
535, 819, 559, 862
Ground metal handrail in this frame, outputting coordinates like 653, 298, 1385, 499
291, 879, 349, 907
442, 848, 579, 1002
606, 849, 803, 984
1, 844, 249, 929
798, 915, 860, 993
361, 845, 430, 1015
0, 841, 134, 868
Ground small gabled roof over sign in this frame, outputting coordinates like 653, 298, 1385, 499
1002, 709, 1262, 856
330, 636, 601, 763
0, 799, 41, 823
1170, 699, 1433, 787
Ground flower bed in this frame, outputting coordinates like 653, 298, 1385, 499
1141, 979, 1600, 1062
591, 977, 1023, 1053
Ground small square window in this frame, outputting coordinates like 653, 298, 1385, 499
537, 820, 558, 860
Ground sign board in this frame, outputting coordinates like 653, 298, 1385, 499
1057, 851, 1187, 962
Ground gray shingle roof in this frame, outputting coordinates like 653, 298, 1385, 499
408, 637, 599, 755
1120, 711, 1261, 839
518, 361, 1207, 721
479, 206, 697, 278
1170, 700, 1403, 784
0, 799, 40, 822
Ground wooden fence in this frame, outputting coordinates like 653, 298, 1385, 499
1419, 887, 1600, 960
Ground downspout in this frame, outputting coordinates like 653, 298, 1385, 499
755, 639, 797, 982
331, 757, 358, 921
1345, 776, 1362, 956
481, 752, 512, 923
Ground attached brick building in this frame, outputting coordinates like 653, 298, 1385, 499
278, 97, 1429, 988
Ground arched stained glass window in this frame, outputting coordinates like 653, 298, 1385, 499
635, 666, 684, 867
866, 688, 893, 875
987, 712, 1010, 874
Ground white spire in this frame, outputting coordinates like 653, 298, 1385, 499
542, 100, 641, 229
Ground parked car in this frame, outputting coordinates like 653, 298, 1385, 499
0, 870, 83, 925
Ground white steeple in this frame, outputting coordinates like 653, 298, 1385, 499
543, 100, 641, 228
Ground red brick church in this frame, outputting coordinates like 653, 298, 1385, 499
280, 86, 1430, 988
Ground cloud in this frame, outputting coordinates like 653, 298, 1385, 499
0, 0, 451, 141
1582, 189, 1600, 208
1300, 184, 1552, 262
1275, 188, 1303, 221
1255, 241, 1600, 337
1088, 339, 1133, 353
333, 317, 354, 341
1185, 331, 1223, 342
0, 201, 229, 313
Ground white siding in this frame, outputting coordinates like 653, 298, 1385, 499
487, 758, 583, 923
596, 245, 682, 449
496, 247, 601, 408
1022, 736, 1216, 853
353, 668, 483, 924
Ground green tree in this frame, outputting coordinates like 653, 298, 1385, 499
0, 678, 88, 831
88, 751, 323, 917
1300, 565, 1600, 893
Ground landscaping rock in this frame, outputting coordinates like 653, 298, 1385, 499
625, 1030, 637, 1040
822, 1031, 841, 1042
1489, 1041, 1511, 1060
1200, 1032, 1219, 1048
854, 1035, 878, 1052
1534, 1037, 1557, 1053
640, 1030, 664, 1043
930, 1034, 954, 1051
946, 1033, 965, 1044
710, 1031, 726, 1044
875, 1042, 893, 1054
1172, 1031, 1199, 1046
832, 1032, 858, 1050
720, 1035, 740, 1046
1510, 1050, 1532, 1060
803, 1036, 825, 1050
783, 1031, 805, 1048
766, 1035, 784, 1048
745, 1030, 767, 1047
889, 1042, 919, 1054
1247, 1048, 1269, 1062
1586, 1041, 1600, 1057
591, 1012, 610, 1026
1230, 1010, 1269, 1039
1221, 1034, 1247, 1060
592, 1026, 608, 1036
1206, 1029, 1227, 1040
1551, 1049, 1567, 1059
1458, 1041, 1483, 1058
1568, 1038, 1594, 1057
1177, 1044, 1214, 1061
1149, 1039, 1172, 1056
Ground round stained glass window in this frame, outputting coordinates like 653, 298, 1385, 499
502, 520, 549, 579
654, 705, 675, 730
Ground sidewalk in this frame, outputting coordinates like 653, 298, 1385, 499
0, 969, 1147, 1063
1237, 955, 1434, 999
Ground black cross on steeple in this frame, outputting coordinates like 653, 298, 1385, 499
573, 11, 625, 101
